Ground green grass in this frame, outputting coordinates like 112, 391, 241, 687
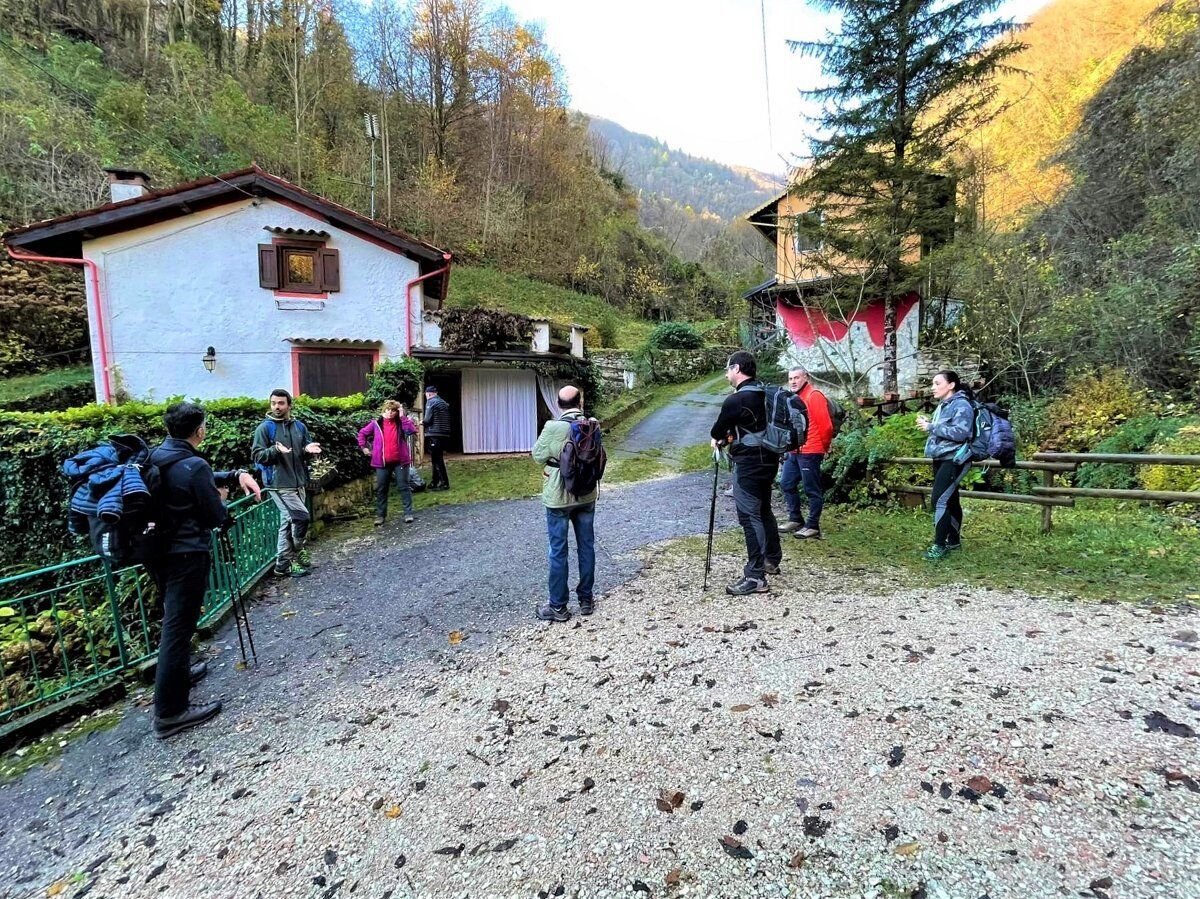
445, 265, 653, 349
0, 364, 91, 405
410, 457, 542, 509
679, 443, 718, 473
0, 708, 122, 783
671, 503, 1199, 604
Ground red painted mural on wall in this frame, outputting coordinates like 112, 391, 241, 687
777, 293, 920, 348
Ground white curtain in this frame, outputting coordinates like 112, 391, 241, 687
536, 374, 563, 419
461, 368, 537, 453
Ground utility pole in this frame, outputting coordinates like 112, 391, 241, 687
363, 112, 380, 219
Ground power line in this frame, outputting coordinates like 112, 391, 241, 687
0, 34, 259, 203
760, 0, 775, 152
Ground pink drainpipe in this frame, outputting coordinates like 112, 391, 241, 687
6, 244, 113, 403
405, 253, 453, 355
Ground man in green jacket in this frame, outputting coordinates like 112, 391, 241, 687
251, 389, 322, 577
532, 385, 598, 622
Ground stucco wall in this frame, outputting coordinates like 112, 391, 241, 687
82, 198, 423, 401
777, 302, 920, 397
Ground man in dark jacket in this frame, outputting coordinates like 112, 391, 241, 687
710, 350, 782, 596
422, 384, 452, 490
146, 401, 261, 739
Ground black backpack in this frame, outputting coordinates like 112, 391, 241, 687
737, 384, 800, 455
559, 416, 607, 497
824, 395, 847, 433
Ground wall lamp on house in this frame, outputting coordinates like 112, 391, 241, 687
202, 346, 217, 372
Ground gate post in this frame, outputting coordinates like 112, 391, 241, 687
1041, 470, 1054, 535
101, 560, 130, 668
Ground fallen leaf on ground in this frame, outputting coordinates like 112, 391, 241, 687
718, 836, 753, 859
967, 775, 993, 793
1144, 711, 1197, 738
893, 842, 920, 856
448, 631, 465, 645
760, 693, 779, 707
787, 852, 805, 869
665, 868, 682, 885
385, 805, 402, 818
729, 704, 753, 713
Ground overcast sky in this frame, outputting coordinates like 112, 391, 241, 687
500, 0, 1054, 175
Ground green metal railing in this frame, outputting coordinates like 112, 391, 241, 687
0, 496, 279, 726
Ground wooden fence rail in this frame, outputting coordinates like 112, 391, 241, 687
885, 451, 1200, 534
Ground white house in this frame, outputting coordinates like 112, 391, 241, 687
4, 165, 450, 402
4, 166, 587, 453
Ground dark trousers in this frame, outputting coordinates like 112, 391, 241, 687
427, 436, 449, 488
374, 463, 414, 518
931, 459, 972, 547
147, 552, 210, 718
732, 462, 781, 580
780, 452, 825, 528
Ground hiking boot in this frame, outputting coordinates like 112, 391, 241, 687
535, 602, 570, 622
189, 661, 208, 685
296, 548, 313, 568
373, 516, 385, 527
282, 561, 310, 578
153, 700, 222, 740
404, 515, 414, 524
578, 596, 595, 616
726, 577, 768, 596
764, 562, 781, 576
795, 528, 822, 540
778, 521, 803, 534
923, 545, 950, 561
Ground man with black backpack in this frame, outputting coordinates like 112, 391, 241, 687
710, 351, 784, 596
531, 385, 606, 622
251, 389, 321, 578
146, 401, 261, 738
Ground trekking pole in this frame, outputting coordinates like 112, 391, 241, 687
703, 447, 721, 592
218, 529, 257, 668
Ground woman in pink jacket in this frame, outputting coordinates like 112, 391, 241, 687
357, 400, 418, 526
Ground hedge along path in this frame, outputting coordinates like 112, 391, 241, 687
0, 394, 374, 574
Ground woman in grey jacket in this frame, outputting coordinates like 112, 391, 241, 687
917, 370, 976, 561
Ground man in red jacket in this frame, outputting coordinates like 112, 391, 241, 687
779, 366, 834, 539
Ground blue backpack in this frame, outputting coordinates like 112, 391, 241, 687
983, 403, 1017, 467
256, 418, 309, 486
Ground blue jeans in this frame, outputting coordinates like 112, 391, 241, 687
545, 503, 595, 609
780, 453, 825, 528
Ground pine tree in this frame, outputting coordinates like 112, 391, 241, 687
791, 0, 1024, 394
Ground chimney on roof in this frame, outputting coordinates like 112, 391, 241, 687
103, 167, 152, 203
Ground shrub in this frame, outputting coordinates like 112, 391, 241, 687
1077, 414, 1198, 490
594, 313, 620, 349
1040, 369, 1153, 452
646, 321, 703, 351
438, 307, 533, 354
824, 413, 981, 505
0, 395, 371, 573
1140, 424, 1200, 493
365, 358, 424, 409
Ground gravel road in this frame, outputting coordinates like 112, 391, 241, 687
0, 471, 733, 899
4, 470, 1199, 899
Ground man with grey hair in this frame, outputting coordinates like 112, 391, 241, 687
779, 366, 834, 538
531, 385, 601, 621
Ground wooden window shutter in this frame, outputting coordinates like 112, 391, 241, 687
258, 244, 280, 289
318, 248, 341, 292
